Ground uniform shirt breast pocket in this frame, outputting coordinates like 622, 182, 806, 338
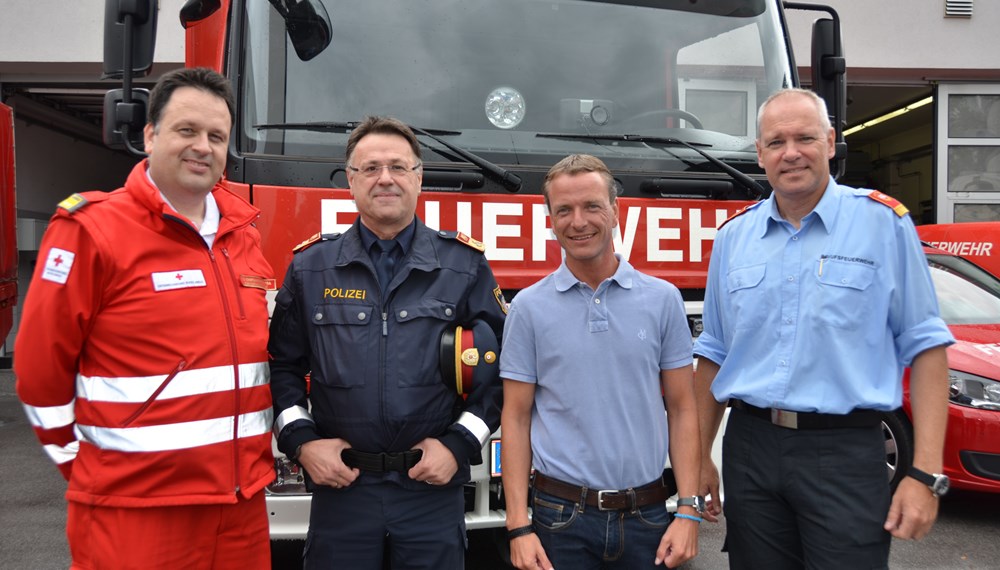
309, 302, 375, 387
392, 298, 457, 388
813, 260, 876, 330
726, 263, 767, 330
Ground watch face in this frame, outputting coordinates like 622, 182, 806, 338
678, 496, 706, 513
932, 475, 950, 497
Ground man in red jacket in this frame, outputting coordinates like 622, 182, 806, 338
14, 67, 275, 569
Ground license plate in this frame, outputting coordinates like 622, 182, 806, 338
490, 438, 502, 477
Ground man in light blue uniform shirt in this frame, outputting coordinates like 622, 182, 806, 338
501, 154, 702, 570
694, 88, 954, 569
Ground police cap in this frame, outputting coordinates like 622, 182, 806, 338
439, 320, 499, 398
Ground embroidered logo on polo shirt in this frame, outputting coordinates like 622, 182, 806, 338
151, 270, 208, 292
41, 247, 75, 285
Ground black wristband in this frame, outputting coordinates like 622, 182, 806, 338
507, 525, 535, 541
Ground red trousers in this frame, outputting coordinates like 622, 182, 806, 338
67, 492, 270, 570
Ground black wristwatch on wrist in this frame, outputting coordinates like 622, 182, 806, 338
907, 467, 950, 498
676, 496, 706, 514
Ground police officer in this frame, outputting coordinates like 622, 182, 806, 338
268, 116, 506, 569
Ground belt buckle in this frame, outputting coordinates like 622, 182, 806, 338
596, 490, 617, 511
771, 408, 799, 429
381, 452, 404, 472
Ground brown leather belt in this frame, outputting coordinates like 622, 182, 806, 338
729, 399, 882, 430
532, 472, 676, 511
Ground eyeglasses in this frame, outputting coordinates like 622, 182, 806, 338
346, 163, 422, 178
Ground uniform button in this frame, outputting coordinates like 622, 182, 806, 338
445, 308, 453, 316
841, 279, 848, 284
358, 312, 366, 321
792, 236, 798, 241
399, 310, 408, 318
314, 313, 323, 321
787, 276, 794, 282
595, 298, 601, 304
785, 318, 793, 324
779, 360, 787, 366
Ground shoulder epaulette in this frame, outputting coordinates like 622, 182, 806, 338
293, 232, 342, 253
718, 201, 763, 230
438, 230, 486, 253
865, 190, 909, 217
57, 193, 104, 214
292, 232, 322, 253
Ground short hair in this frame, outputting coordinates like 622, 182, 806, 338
756, 88, 832, 138
542, 154, 617, 207
148, 67, 235, 129
345, 116, 422, 165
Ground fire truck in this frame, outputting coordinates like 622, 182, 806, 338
0, 103, 15, 357
100, 0, 846, 541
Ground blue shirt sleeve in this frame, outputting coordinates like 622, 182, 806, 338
498, 296, 538, 384
890, 214, 955, 365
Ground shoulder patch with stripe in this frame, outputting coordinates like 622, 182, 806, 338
866, 190, 909, 217
718, 201, 764, 230
437, 230, 486, 253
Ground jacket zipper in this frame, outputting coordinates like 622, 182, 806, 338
166, 212, 248, 496
207, 249, 244, 495
221, 248, 247, 319
121, 360, 187, 427
374, 258, 389, 439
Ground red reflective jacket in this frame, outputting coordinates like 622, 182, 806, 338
15, 161, 275, 507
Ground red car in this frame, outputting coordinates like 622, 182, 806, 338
882, 245, 1000, 493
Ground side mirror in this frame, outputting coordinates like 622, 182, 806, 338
810, 16, 847, 177
179, 0, 222, 28
270, 0, 332, 61
103, 89, 149, 155
103, 0, 159, 79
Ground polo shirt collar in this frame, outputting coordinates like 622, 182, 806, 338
553, 254, 634, 292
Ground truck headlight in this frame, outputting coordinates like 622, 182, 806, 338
948, 371, 1000, 411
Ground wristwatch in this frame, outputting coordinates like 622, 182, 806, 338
676, 496, 706, 514
907, 467, 950, 498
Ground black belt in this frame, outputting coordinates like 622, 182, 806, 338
532, 472, 677, 511
730, 399, 882, 430
341, 449, 423, 473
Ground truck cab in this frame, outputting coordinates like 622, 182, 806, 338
102, 0, 845, 541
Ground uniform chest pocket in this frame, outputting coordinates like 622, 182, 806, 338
309, 302, 375, 388
813, 260, 876, 330
392, 299, 457, 388
726, 263, 767, 330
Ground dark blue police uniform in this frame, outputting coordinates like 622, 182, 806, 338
269, 218, 506, 569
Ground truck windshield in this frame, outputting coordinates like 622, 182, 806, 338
238, 0, 792, 173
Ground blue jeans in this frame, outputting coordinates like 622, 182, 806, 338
531, 488, 673, 570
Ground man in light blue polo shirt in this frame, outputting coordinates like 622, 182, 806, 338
694, 88, 954, 569
500, 154, 702, 570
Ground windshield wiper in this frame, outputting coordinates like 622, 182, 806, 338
408, 125, 522, 193
537, 132, 764, 199
253, 122, 521, 193
254, 122, 462, 137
